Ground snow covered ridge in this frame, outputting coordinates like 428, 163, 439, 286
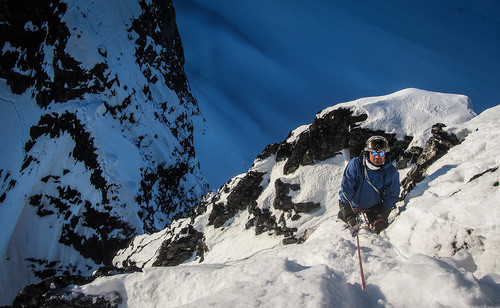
112, 88, 476, 268
17, 90, 500, 307
0, 0, 207, 304
316, 88, 475, 148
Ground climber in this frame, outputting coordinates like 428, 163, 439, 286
338, 136, 400, 234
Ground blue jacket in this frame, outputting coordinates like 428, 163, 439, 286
339, 156, 400, 209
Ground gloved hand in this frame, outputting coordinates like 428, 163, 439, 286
370, 206, 392, 234
338, 202, 358, 227
378, 206, 392, 221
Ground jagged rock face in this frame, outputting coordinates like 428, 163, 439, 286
400, 123, 461, 200
0, 0, 102, 105
153, 224, 206, 267
265, 108, 412, 175
208, 171, 266, 228
0, 0, 206, 303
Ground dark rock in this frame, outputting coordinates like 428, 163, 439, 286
397, 146, 423, 169
130, 0, 197, 110
253, 208, 278, 235
26, 112, 108, 202
10, 267, 143, 308
135, 162, 200, 233
294, 202, 320, 213
273, 178, 319, 213
153, 225, 205, 267
282, 237, 299, 245
281, 107, 411, 175
256, 143, 281, 160
0, 0, 118, 108
241, 177, 316, 238
273, 178, 299, 211
400, 123, 461, 200
276, 142, 294, 162
58, 202, 135, 265
468, 167, 498, 182
208, 171, 265, 228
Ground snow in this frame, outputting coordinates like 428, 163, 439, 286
73, 100, 500, 307
320, 88, 476, 147
0, 80, 44, 258
1, 0, 500, 306
0, 0, 207, 303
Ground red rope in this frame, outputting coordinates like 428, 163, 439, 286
353, 209, 389, 291
355, 224, 366, 291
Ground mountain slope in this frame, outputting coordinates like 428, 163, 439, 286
35, 89, 500, 307
112, 88, 475, 267
0, 0, 207, 304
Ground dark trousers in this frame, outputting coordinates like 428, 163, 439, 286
338, 201, 382, 225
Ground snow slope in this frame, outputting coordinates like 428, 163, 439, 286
174, 0, 500, 188
72, 90, 499, 307
0, 0, 207, 304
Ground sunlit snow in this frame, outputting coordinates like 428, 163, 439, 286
75, 93, 500, 307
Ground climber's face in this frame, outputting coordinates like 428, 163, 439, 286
369, 151, 386, 166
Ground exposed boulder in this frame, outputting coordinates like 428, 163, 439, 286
282, 108, 359, 174
273, 178, 301, 211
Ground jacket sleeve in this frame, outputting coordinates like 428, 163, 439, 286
339, 158, 360, 207
382, 166, 400, 208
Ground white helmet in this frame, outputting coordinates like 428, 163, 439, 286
364, 136, 390, 152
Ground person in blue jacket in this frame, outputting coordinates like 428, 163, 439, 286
338, 136, 400, 234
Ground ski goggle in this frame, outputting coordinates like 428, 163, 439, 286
370, 151, 386, 157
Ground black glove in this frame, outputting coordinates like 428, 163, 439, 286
370, 206, 392, 234
338, 202, 358, 227
378, 206, 392, 221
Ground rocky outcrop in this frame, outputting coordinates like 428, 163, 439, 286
208, 171, 265, 228
400, 123, 461, 200
396, 146, 423, 169
12, 275, 118, 308
0, 1, 112, 107
131, 0, 195, 105
11, 265, 142, 308
273, 178, 319, 213
271, 108, 411, 175
153, 224, 206, 267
